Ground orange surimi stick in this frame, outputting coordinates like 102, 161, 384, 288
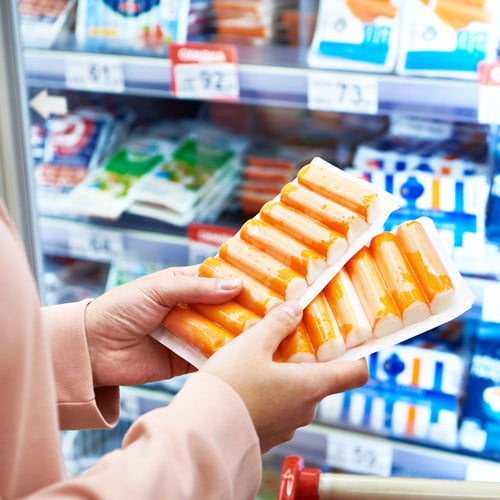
303, 293, 346, 361
192, 301, 261, 335
345, 247, 403, 338
278, 322, 316, 363
260, 201, 348, 265
370, 232, 431, 326
323, 268, 372, 348
280, 184, 368, 242
219, 237, 308, 301
297, 162, 379, 223
199, 256, 283, 316
162, 305, 234, 358
395, 220, 455, 314
240, 218, 327, 284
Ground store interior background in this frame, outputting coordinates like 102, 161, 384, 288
9, 0, 500, 497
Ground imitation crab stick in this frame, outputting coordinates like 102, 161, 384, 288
324, 268, 372, 348
280, 184, 368, 242
199, 257, 283, 316
260, 201, 348, 265
278, 322, 316, 363
345, 246, 403, 338
219, 237, 308, 301
395, 220, 455, 314
162, 305, 234, 358
192, 301, 260, 335
240, 218, 327, 284
303, 293, 346, 361
370, 232, 431, 326
297, 162, 379, 223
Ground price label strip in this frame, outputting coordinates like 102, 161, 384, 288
307, 72, 379, 115
478, 60, 500, 124
65, 57, 125, 93
68, 228, 124, 262
326, 432, 393, 476
170, 42, 239, 100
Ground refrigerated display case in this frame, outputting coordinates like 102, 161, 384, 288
3, 0, 500, 496
0, 0, 43, 286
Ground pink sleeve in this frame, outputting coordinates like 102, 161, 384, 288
41, 301, 119, 430
32, 373, 262, 500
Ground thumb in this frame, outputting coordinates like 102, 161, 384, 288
249, 301, 303, 353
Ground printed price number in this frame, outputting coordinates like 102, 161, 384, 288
65, 59, 125, 93
326, 433, 393, 476
68, 229, 124, 262
308, 72, 379, 115
173, 63, 239, 100
170, 42, 239, 100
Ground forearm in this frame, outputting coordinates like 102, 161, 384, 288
41, 300, 119, 430
24, 373, 262, 500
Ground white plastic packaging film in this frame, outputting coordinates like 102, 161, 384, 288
152, 158, 473, 369
331, 216, 474, 362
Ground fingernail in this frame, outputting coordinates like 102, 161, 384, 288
218, 278, 242, 290
280, 301, 302, 318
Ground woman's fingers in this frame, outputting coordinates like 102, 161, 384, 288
302, 358, 369, 401
244, 301, 303, 353
141, 269, 244, 308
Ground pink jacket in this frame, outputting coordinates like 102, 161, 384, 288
0, 201, 261, 499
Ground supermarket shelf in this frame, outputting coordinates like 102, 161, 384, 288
24, 46, 479, 123
270, 424, 500, 482
38, 213, 500, 283
39, 215, 190, 265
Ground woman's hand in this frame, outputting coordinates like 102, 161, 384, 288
85, 264, 368, 453
84, 265, 243, 388
202, 301, 369, 453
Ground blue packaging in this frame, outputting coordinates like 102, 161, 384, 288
75, 0, 190, 54
485, 127, 500, 245
459, 321, 500, 460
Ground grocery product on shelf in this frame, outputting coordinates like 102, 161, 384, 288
75, 0, 192, 54
60, 135, 174, 219
57, 119, 246, 225
153, 157, 473, 368
485, 126, 500, 246
350, 117, 491, 274
239, 155, 297, 216
317, 319, 470, 449
281, 7, 316, 47
105, 256, 176, 289
43, 255, 110, 305
34, 106, 122, 216
353, 117, 489, 177
396, 0, 500, 79
459, 319, 500, 461
18, 0, 76, 48
128, 124, 246, 225
307, 0, 402, 72
210, 0, 297, 46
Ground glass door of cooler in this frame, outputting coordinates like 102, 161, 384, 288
0, 0, 43, 287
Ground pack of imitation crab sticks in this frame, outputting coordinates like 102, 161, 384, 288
152, 156, 474, 368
